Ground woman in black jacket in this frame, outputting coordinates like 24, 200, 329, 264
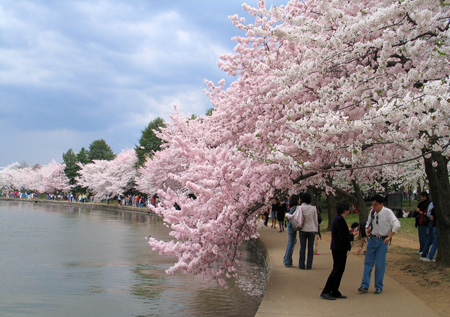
320, 200, 358, 300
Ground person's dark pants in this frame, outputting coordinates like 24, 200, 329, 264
421, 222, 435, 258
299, 231, 315, 269
322, 250, 348, 297
264, 212, 269, 226
418, 225, 428, 252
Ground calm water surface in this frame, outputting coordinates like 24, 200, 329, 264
0, 201, 267, 317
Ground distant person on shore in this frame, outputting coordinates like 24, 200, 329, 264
298, 192, 318, 270
320, 200, 358, 300
358, 195, 401, 295
283, 194, 301, 267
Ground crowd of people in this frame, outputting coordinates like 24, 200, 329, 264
263, 191, 439, 301
1, 190, 161, 209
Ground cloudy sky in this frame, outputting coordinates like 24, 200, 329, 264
0, 0, 286, 167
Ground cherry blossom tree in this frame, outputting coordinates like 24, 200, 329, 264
76, 149, 137, 201
0, 161, 70, 195
0, 163, 21, 191
140, 0, 450, 283
39, 160, 72, 194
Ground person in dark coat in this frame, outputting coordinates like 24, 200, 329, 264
320, 200, 358, 300
414, 192, 431, 254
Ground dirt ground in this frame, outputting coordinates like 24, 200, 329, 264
347, 234, 450, 316
382, 236, 449, 317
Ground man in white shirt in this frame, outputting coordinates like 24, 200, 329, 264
358, 195, 401, 294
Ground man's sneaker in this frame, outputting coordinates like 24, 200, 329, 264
420, 257, 431, 262
374, 289, 383, 294
358, 286, 368, 293
430, 259, 436, 262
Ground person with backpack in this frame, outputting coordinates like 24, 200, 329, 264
358, 195, 401, 295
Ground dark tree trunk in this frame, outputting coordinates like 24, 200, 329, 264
423, 151, 450, 267
352, 180, 369, 223
326, 192, 337, 231
334, 180, 368, 222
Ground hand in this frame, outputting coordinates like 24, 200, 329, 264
384, 237, 391, 244
357, 248, 362, 253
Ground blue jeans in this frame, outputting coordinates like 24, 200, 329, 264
283, 224, 297, 266
418, 225, 428, 252
421, 222, 434, 257
422, 226, 438, 259
361, 237, 388, 290
299, 231, 315, 269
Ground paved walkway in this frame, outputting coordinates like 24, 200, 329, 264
255, 226, 438, 317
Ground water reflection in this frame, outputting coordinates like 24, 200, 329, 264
0, 200, 267, 317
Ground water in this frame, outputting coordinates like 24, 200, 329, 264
0, 200, 267, 317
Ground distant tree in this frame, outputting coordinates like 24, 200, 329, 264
88, 139, 115, 161
77, 147, 90, 164
39, 160, 72, 194
62, 149, 79, 187
76, 149, 138, 201
205, 108, 214, 116
135, 117, 166, 166
19, 161, 29, 168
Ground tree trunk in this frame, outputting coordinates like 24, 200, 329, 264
326, 192, 337, 231
334, 181, 368, 222
423, 151, 450, 267
352, 180, 369, 223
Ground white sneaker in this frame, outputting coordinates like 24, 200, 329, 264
430, 259, 436, 262
420, 257, 430, 262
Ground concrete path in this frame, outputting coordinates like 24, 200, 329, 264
255, 226, 438, 317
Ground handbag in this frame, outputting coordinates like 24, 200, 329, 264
286, 205, 303, 231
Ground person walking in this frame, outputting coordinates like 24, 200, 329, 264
358, 194, 401, 294
298, 192, 318, 270
270, 199, 278, 229
277, 198, 287, 232
321, 200, 358, 300
283, 194, 301, 267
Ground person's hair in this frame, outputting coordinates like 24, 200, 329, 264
289, 194, 300, 207
336, 200, 350, 214
420, 191, 429, 199
300, 192, 312, 204
351, 222, 359, 229
371, 194, 385, 204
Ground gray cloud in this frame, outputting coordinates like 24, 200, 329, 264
0, 0, 286, 167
